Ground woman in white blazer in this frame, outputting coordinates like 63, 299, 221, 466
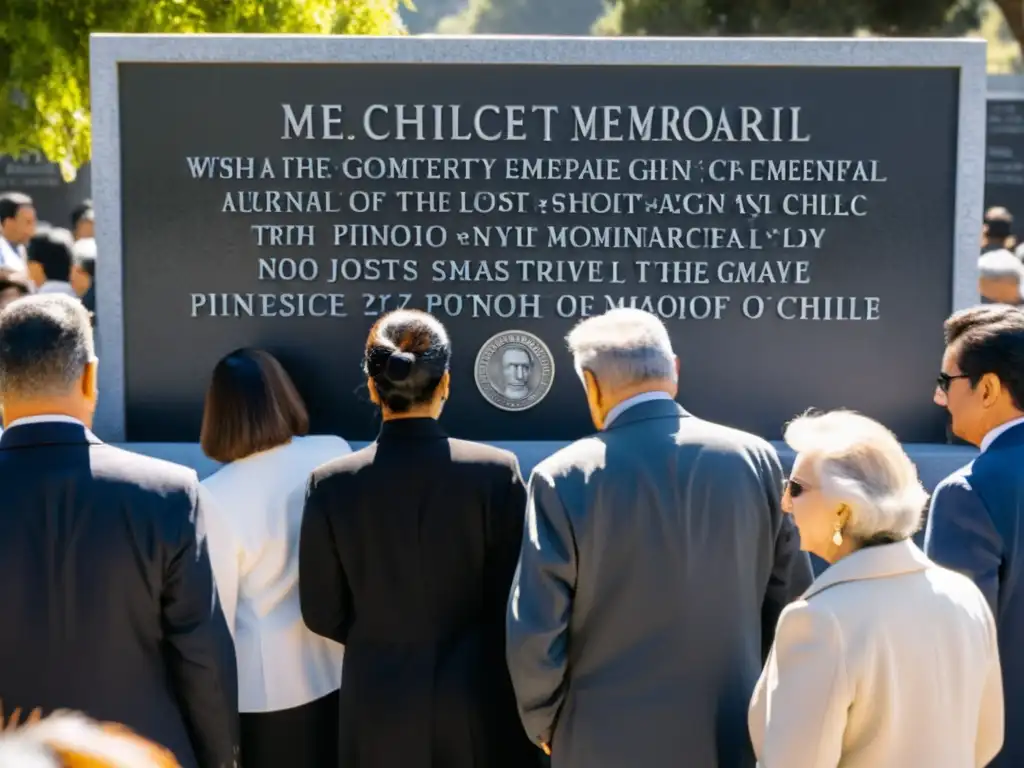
199, 348, 349, 768
749, 410, 1004, 768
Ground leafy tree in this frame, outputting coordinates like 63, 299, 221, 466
994, 0, 1024, 50
435, 0, 604, 34
0, 0, 407, 179
594, 0, 985, 37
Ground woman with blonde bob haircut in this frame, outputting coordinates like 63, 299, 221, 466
749, 410, 1004, 768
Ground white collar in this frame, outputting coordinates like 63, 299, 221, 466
980, 416, 1024, 453
604, 391, 674, 429
36, 280, 76, 296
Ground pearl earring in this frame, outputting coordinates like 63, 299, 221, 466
832, 523, 844, 547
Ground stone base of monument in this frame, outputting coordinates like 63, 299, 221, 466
115, 441, 976, 492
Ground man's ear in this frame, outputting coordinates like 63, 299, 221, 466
367, 377, 381, 406
83, 359, 99, 401
439, 370, 451, 401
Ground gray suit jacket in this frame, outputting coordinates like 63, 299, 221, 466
506, 399, 812, 768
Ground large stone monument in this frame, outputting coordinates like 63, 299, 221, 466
986, 75, 1024, 236
91, 35, 984, 479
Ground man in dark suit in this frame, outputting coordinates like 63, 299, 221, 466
0, 294, 238, 768
926, 304, 1024, 768
506, 308, 813, 768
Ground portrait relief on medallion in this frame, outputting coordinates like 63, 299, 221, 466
475, 331, 555, 412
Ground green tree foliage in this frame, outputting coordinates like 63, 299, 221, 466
0, 0, 407, 179
435, 0, 604, 34
594, 0, 985, 36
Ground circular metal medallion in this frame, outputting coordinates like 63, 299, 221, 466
474, 330, 555, 412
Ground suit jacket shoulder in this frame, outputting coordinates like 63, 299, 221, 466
310, 442, 379, 485
89, 443, 199, 494
446, 437, 520, 473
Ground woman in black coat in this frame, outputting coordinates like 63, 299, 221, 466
299, 309, 541, 768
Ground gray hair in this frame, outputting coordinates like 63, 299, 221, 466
978, 249, 1024, 282
784, 410, 928, 541
566, 308, 676, 389
0, 294, 94, 398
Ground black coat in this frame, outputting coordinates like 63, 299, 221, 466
0, 421, 238, 768
300, 417, 541, 768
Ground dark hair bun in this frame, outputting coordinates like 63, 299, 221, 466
363, 310, 452, 414
385, 351, 415, 382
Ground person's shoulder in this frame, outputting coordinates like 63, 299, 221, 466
532, 434, 606, 480
446, 437, 520, 472
309, 441, 378, 485
91, 443, 198, 493
683, 417, 778, 457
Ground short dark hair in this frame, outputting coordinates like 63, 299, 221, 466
27, 227, 74, 282
363, 310, 451, 412
0, 192, 33, 225
70, 199, 94, 230
945, 305, 1024, 410
0, 294, 94, 398
200, 348, 309, 463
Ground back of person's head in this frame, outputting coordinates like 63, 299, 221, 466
27, 227, 74, 283
944, 304, 1024, 410
363, 310, 451, 412
0, 294, 93, 399
200, 348, 309, 463
984, 206, 1014, 242
978, 248, 1024, 304
566, 308, 677, 390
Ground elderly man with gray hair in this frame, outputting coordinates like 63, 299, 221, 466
0, 294, 238, 768
506, 308, 813, 768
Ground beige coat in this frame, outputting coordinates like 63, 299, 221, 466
749, 540, 1003, 768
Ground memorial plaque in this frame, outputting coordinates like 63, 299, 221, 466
985, 94, 1024, 232
91, 37, 984, 445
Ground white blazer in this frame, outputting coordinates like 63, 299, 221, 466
202, 434, 350, 713
749, 539, 1003, 768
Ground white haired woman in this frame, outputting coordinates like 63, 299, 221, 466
749, 410, 1004, 768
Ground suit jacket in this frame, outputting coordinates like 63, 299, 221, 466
0, 421, 239, 768
299, 417, 541, 768
925, 421, 1024, 767
506, 399, 813, 768
750, 540, 1003, 768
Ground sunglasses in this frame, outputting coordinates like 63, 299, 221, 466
784, 479, 810, 498
936, 372, 970, 393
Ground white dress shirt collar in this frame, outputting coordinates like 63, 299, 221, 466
36, 280, 76, 297
604, 391, 675, 430
980, 416, 1024, 453
0, 236, 26, 273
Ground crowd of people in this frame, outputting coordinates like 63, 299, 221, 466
0, 183, 1022, 768
0, 287, 1020, 767
0, 191, 96, 320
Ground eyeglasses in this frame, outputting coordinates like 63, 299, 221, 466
936, 372, 970, 393
784, 479, 810, 498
